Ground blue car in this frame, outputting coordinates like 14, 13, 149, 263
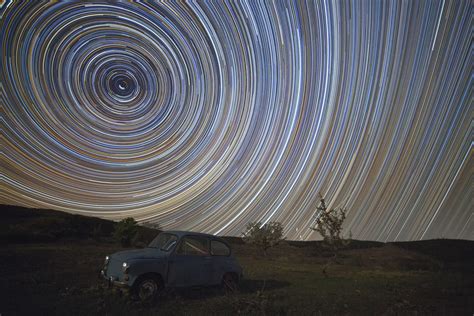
101, 231, 243, 301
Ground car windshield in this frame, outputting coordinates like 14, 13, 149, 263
148, 233, 178, 252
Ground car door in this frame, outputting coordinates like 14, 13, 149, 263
167, 235, 212, 287
210, 239, 233, 284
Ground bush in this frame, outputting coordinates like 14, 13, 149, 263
113, 217, 138, 247
243, 221, 284, 256
310, 194, 350, 248
310, 194, 350, 275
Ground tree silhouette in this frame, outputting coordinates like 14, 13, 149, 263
310, 194, 351, 276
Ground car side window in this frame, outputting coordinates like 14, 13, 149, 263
211, 240, 230, 256
176, 236, 210, 256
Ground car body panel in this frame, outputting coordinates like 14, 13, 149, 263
210, 255, 240, 284
167, 253, 213, 286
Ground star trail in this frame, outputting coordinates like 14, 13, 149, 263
1, 1, 472, 241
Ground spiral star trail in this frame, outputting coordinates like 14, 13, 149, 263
1, 1, 472, 241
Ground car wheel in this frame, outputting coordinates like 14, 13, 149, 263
222, 272, 238, 293
134, 276, 161, 303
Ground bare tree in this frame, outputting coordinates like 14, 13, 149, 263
310, 194, 351, 275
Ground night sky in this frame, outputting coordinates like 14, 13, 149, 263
1, 1, 472, 241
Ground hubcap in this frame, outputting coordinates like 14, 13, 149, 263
139, 280, 158, 300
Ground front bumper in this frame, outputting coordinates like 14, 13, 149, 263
100, 269, 129, 288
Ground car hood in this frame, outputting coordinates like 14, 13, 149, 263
110, 248, 168, 261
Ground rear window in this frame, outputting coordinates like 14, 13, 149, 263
176, 236, 210, 256
211, 240, 230, 256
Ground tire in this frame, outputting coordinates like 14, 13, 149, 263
222, 272, 239, 293
133, 275, 162, 303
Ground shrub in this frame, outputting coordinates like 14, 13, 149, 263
243, 221, 284, 256
310, 194, 351, 275
113, 217, 138, 247
310, 195, 347, 246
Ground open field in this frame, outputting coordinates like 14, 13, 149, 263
1, 206, 473, 315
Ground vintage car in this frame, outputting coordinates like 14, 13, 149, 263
101, 231, 243, 301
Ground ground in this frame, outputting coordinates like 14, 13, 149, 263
1, 205, 473, 315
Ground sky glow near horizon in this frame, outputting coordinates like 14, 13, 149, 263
1, 1, 472, 241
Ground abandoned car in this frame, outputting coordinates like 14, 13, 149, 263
101, 231, 243, 301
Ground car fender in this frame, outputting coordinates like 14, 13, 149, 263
127, 258, 167, 286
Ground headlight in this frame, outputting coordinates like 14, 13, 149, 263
122, 262, 129, 273
104, 256, 109, 265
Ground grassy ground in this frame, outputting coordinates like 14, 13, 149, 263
1, 205, 473, 315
